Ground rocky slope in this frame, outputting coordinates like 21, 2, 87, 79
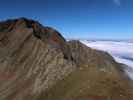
0, 18, 132, 100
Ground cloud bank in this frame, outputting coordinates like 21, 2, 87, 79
81, 40, 133, 80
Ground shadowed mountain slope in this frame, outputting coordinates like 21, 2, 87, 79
0, 18, 132, 100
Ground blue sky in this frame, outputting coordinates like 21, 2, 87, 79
0, 0, 133, 39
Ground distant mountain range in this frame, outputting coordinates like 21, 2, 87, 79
0, 18, 133, 100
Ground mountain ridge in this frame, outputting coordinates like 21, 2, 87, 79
0, 18, 132, 100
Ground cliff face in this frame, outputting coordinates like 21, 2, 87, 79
0, 18, 132, 100
0, 18, 76, 100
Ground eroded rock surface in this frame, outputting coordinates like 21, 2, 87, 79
0, 18, 132, 100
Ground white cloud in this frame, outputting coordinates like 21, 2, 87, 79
81, 40, 133, 80
113, 0, 121, 6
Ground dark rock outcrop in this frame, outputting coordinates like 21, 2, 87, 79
0, 18, 132, 100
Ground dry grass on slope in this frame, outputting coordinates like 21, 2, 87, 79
37, 64, 133, 100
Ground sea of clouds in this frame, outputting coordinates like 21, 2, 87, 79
81, 40, 133, 80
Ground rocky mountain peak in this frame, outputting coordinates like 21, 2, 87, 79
0, 18, 132, 100
0, 18, 71, 60
0, 17, 65, 41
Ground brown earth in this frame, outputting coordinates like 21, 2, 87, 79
0, 18, 132, 100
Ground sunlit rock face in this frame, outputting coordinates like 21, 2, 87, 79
0, 18, 132, 100
0, 18, 76, 100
